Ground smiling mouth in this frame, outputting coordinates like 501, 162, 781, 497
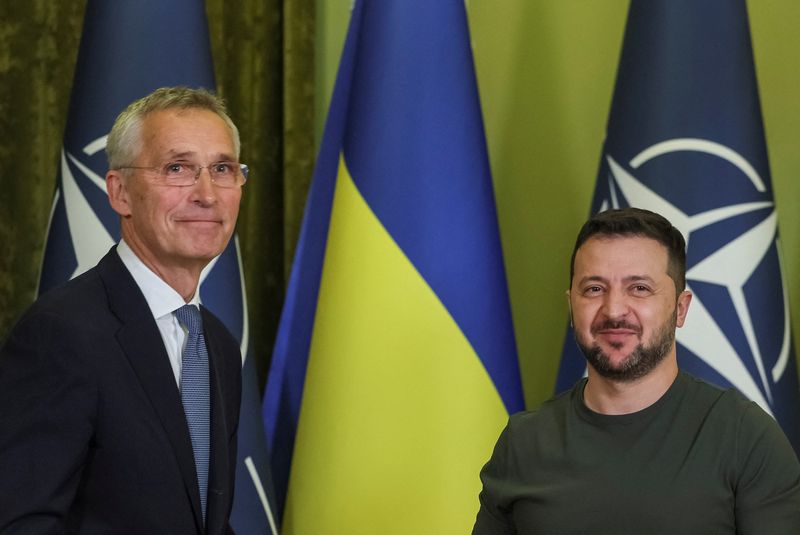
597, 330, 638, 349
597, 328, 638, 335
591, 321, 642, 345
177, 219, 221, 225
593, 319, 641, 332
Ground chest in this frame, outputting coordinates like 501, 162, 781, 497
506, 417, 738, 534
509, 466, 735, 534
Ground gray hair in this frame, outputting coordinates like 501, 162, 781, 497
106, 86, 240, 169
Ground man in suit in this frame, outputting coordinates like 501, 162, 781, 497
0, 87, 247, 534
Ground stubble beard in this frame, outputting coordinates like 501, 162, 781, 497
575, 312, 678, 383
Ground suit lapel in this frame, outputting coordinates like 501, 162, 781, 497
97, 249, 205, 532
202, 307, 232, 535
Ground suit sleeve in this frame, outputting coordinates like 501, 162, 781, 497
734, 401, 800, 534
0, 310, 97, 533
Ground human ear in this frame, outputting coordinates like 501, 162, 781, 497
675, 290, 693, 327
566, 289, 573, 327
106, 170, 132, 217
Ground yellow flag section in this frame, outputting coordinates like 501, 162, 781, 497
282, 157, 508, 534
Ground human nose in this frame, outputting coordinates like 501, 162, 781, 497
190, 167, 217, 204
600, 288, 629, 319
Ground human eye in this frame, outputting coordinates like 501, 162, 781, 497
582, 285, 604, 296
159, 161, 197, 185
211, 161, 235, 175
630, 284, 653, 296
162, 161, 197, 180
209, 161, 240, 186
163, 162, 186, 175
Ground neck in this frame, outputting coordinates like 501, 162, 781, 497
152, 268, 201, 303
583, 356, 679, 415
121, 237, 204, 302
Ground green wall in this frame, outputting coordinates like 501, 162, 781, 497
315, 1, 800, 408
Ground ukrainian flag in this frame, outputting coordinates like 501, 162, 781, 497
263, 2, 524, 532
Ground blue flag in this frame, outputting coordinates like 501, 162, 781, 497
262, 1, 524, 531
557, 0, 800, 452
37, 1, 277, 532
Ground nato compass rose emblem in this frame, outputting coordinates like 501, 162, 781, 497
57, 135, 116, 278
598, 138, 793, 418
39, 135, 119, 295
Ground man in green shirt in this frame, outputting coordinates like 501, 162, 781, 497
473, 208, 800, 534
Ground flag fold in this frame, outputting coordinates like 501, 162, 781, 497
263, 1, 524, 532
557, 0, 800, 452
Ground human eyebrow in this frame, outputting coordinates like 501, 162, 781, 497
162, 151, 197, 161
161, 151, 239, 164
623, 275, 656, 285
213, 152, 238, 163
577, 275, 608, 287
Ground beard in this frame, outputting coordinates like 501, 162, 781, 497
575, 312, 678, 383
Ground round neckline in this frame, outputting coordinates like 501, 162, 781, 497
574, 372, 687, 426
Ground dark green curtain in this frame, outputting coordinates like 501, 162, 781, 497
0, 1, 315, 389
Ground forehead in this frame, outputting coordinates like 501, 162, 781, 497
573, 235, 670, 281
138, 108, 235, 157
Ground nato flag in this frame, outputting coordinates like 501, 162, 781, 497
37, 1, 277, 532
557, 0, 800, 452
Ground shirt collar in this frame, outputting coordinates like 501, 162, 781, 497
116, 240, 201, 320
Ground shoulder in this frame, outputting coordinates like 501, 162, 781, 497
9, 266, 111, 341
0, 267, 111, 411
678, 372, 799, 472
676, 375, 800, 531
677, 373, 775, 429
678, 372, 742, 402
503, 382, 579, 444
481, 384, 579, 485
3, 249, 147, 364
15, 248, 136, 333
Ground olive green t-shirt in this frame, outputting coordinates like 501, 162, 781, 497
473, 372, 800, 535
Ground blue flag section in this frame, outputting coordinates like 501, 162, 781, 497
37, 1, 277, 533
557, 0, 800, 452
262, 1, 524, 531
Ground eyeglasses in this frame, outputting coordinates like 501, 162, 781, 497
116, 161, 249, 188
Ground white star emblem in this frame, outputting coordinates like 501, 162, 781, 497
53, 136, 115, 280
603, 138, 791, 416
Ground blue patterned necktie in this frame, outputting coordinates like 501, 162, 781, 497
174, 304, 210, 523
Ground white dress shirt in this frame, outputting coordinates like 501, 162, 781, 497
116, 240, 200, 387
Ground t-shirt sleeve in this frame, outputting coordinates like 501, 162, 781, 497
472, 420, 516, 535
733, 401, 800, 534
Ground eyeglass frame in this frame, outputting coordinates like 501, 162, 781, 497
114, 160, 249, 188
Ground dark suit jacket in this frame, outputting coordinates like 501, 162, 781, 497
0, 248, 241, 534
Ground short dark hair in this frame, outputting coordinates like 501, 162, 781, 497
569, 208, 687, 294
